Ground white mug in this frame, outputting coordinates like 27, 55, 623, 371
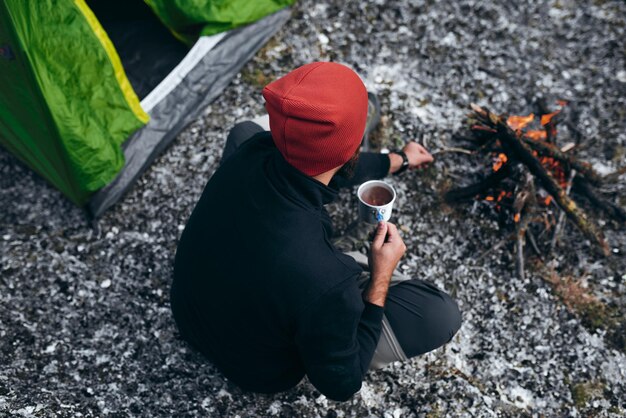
357, 180, 396, 224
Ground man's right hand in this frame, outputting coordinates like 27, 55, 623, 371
364, 222, 407, 307
388, 142, 434, 175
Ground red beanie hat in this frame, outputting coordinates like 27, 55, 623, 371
262, 62, 368, 177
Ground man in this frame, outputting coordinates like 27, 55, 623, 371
171, 62, 461, 401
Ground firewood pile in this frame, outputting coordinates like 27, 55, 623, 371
444, 102, 626, 279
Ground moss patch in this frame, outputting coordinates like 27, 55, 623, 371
240, 37, 283, 88
541, 269, 626, 353
240, 67, 274, 89
570, 380, 605, 409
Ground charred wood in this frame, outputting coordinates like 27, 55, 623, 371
522, 137, 602, 185
444, 163, 514, 204
534, 96, 551, 118
514, 171, 536, 280
550, 170, 577, 251
526, 229, 542, 258
573, 177, 626, 223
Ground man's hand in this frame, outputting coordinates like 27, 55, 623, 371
388, 142, 434, 174
364, 222, 407, 307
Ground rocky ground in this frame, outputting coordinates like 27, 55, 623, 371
1, 0, 625, 416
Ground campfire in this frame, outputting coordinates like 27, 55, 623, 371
444, 102, 625, 279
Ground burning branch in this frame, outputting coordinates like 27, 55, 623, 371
573, 177, 626, 223
521, 138, 602, 185
514, 170, 536, 280
446, 101, 622, 278
444, 162, 514, 204
469, 104, 610, 256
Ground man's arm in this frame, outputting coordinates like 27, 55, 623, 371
295, 222, 406, 401
294, 279, 384, 401
331, 142, 434, 188
364, 222, 407, 307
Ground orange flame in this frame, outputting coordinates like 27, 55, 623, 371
526, 130, 547, 140
484, 105, 568, 212
538, 156, 568, 187
540, 110, 561, 126
514, 213, 521, 223
507, 114, 534, 130
492, 153, 508, 172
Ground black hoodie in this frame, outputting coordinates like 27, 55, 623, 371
171, 132, 390, 401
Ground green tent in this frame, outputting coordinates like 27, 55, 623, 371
0, 0, 294, 217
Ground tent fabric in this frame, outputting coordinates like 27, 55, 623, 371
144, 0, 296, 45
0, 0, 148, 205
88, 8, 292, 217
0, 0, 293, 214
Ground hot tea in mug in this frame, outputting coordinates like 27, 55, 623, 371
357, 180, 397, 224
361, 186, 394, 206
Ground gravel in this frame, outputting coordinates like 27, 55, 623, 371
1, 0, 625, 416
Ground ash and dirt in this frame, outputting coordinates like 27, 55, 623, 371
1, 0, 625, 416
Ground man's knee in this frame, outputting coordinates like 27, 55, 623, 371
415, 282, 461, 345
222, 121, 264, 163
227, 121, 263, 142
385, 279, 461, 357
439, 291, 462, 342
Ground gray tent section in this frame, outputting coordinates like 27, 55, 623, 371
87, 8, 290, 218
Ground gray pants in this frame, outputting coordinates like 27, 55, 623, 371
344, 250, 461, 370
345, 251, 412, 369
